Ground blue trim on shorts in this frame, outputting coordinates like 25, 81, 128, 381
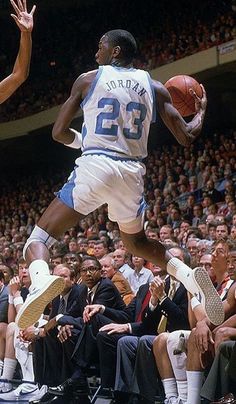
82, 149, 143, 162
136, 195, 147, 217
81, 123, 87, 147
146, 72, 157, 123
80, 67, 103, 108
56, 170, 76, 209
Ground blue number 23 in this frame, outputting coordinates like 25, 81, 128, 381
95, 97, 147, 140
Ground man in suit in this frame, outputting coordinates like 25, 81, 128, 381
0, 271, 8, 324
26, 263, 83, 387
100, 254, 134, 304
90, 246, 190, 403
81, 248, 189, 402
32, 256, 125, 403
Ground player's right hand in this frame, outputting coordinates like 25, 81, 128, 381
190, 84, 207, 114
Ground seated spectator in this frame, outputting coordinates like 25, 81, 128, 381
62, 252, 82, 282
111, 246, 190, 403
0, 258, 46, 402
159, 225, 174, 243
113, 249, 133, 283
216, 222, 230, 240
34, 256, 125, 402
199, 253, 216, 285
128, 256, 154, 294
0, 271, 9, 377
192, 204, 206, 227
24, 264, 82, 388
93, 240, 108, 260
200, 243, 236, 402
100, 254, 134, 305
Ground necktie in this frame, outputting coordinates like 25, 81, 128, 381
136, 290, 151, 322
157, 280, 177, 334
58, 297, 66, 314
86, 290, 93, 305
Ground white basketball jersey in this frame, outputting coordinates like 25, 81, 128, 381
80, 65, 156, 160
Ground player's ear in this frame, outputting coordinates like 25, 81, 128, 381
113, 46, 121, 58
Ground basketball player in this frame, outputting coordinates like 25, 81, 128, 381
0, 0, 36, 104
17, 30, 224, 329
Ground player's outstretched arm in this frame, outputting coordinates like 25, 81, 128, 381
0, 0, 36, 104
153, 80, 207, 147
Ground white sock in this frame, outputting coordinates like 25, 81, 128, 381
0, 358, 17, 391
29, 260, 50, 284
1, 358, 17, 381
162, 378, 178, 399
21, 352, 34, 382
167, 258, 198, 295
0, 360, 3, 376
186, 371, 203, 404
177, 380, 188, 402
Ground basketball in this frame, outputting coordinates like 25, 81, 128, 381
164, 75, 203, 117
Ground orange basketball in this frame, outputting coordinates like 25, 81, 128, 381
164, 75, 203, 117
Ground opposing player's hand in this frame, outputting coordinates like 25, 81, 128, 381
189, 84, 207, 114
10, 0, 36, 32
99, 323, 130, 335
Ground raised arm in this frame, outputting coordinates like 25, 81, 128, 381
153, 80, 207, 147
0, 0, 36, 104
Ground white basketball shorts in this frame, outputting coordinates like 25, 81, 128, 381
57, 154, 147, 234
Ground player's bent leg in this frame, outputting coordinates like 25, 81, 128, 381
119, 222, 224, 326
16, 198, 84, 329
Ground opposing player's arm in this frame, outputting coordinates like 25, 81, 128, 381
52, 70, 97, 145
153, 80, 207, 147
0, 0, 35, 104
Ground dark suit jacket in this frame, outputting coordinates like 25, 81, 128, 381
49, 284, 83, 320
0, 285, 9, 323
99, 277, 189, 336
58, 278, 125, 328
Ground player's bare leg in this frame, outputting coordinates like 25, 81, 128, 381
16, 198, 84, 329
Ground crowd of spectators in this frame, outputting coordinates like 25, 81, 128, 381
0, 128, 235, 402
0, 130, 236, 271
0, 0, 235, 122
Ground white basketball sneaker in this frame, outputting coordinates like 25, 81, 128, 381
192, 267, 225, 326
16, 274, 64, 329
0, 383, 47, 401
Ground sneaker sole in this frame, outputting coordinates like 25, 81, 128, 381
193, 267, 225, 326
16, 277, 65, 329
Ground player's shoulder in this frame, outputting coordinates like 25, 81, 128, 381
79, 69, 99, 83
72, 69, 99, 94
151, 78, 172, 102
151, 78, 166, 92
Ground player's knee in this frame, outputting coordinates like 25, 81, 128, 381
23, 225, 57, 259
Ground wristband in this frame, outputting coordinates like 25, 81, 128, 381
190, 296, 201, 310
8, 295, 14, 304
13, 296, 23, 307
64, 129, 82, 149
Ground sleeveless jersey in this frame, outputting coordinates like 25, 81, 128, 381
80, 65, 156, 160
